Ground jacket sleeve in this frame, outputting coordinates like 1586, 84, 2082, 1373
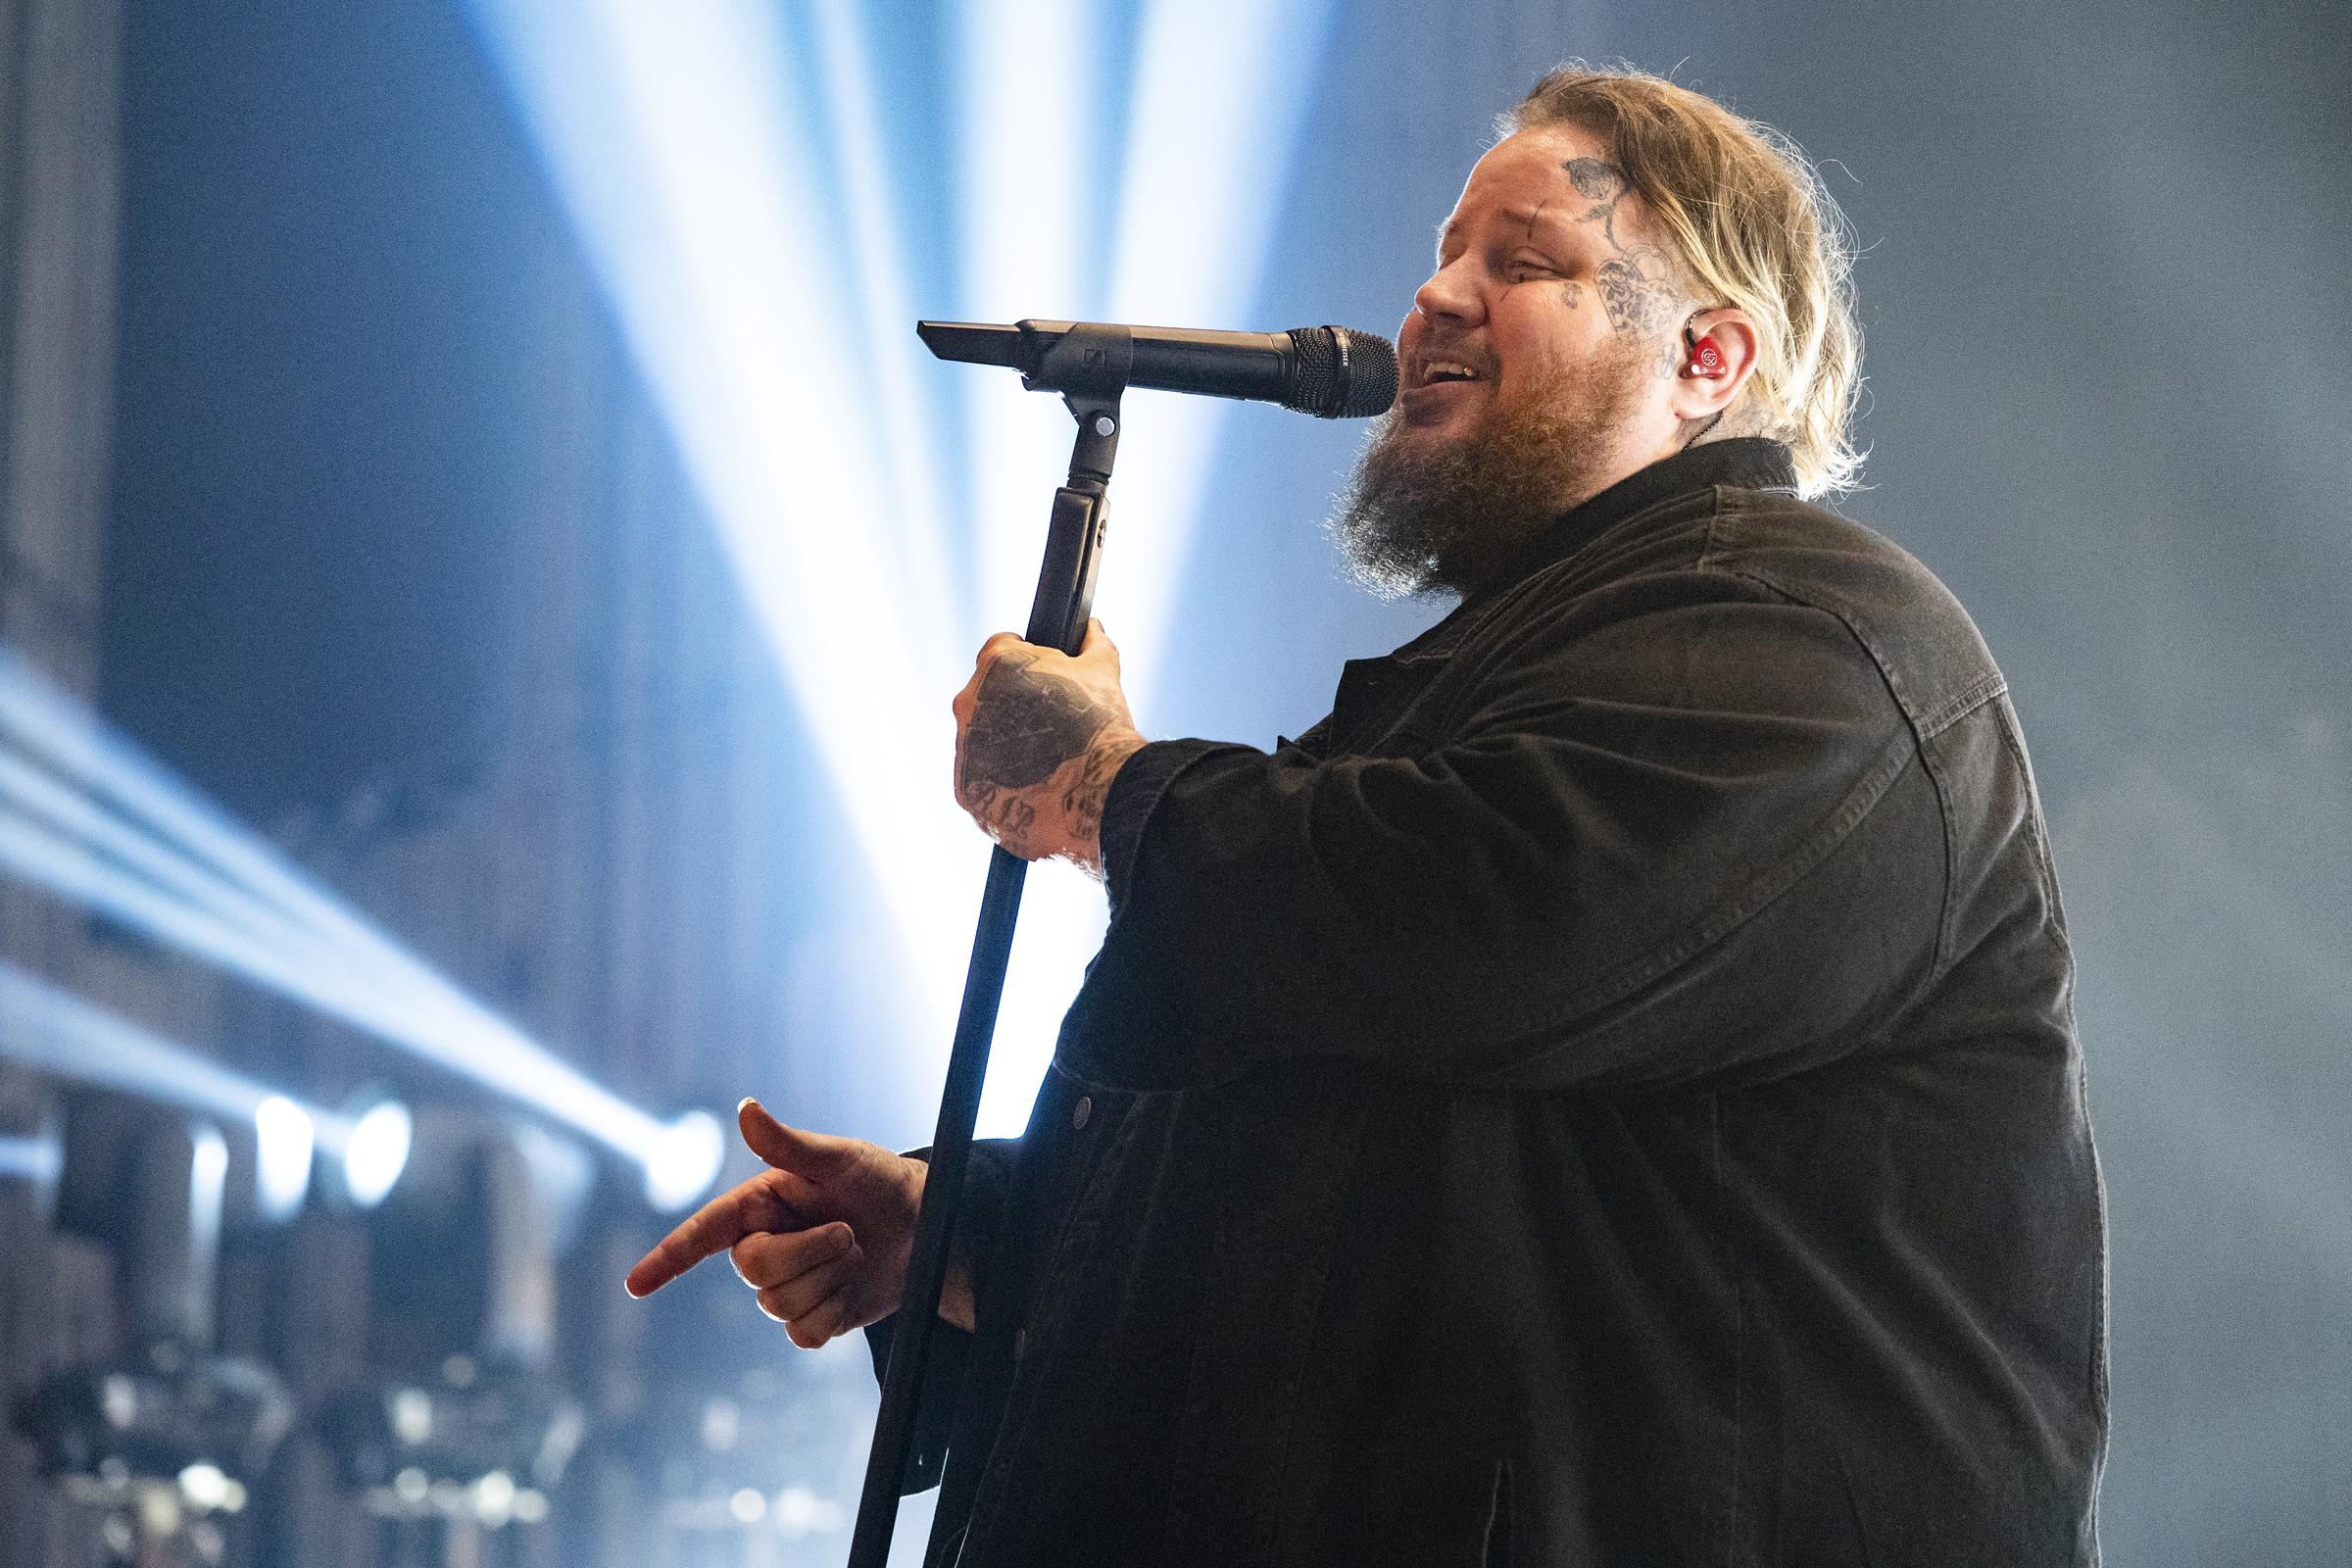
1067, 565, 1952, 1094
860, 1136, 1021, 1494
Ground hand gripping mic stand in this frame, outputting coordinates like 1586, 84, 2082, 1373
845, 322, 1131, 1568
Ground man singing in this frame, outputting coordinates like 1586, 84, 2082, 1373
627, 65, 2109, 1566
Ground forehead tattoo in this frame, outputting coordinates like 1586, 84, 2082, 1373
1562, 157, 1630, 249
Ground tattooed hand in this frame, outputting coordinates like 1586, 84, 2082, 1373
952, 619, 1148, 876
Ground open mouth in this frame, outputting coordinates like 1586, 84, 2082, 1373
1415, 359, 1483, 388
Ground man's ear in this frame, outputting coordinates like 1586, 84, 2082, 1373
1668, 308, 1761, 424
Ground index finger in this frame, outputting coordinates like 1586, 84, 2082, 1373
624, 1176, 798, 1298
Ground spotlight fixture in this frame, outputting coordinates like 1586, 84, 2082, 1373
333, 1093, 414, 1209
252, 1094, 317, 1221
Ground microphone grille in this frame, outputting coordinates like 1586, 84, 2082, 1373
1286, 326, 1399, 418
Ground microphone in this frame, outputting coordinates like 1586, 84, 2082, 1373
917, 319, 1398, 419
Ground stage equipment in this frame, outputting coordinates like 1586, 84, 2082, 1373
0, 960, 336, 1222
319, 1363, 583, 1506
847, 318, 1395, 1568
17, 1348, 295, 1491
19, 1104, 296, 1562
918, 318, 1397, 418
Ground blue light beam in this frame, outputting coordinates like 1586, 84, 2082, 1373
0, 959, 320, 1219
0, 650, 720, 1208
466, 0, 1341, 1139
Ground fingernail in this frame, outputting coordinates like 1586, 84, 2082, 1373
738, 1097, 759, 1114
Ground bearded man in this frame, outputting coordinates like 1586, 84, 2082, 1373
628, 66, 2109, 1567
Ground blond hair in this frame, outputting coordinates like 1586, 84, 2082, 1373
1503, 65, 1864, 498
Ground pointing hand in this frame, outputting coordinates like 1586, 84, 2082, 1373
624, 1100, 946, 1347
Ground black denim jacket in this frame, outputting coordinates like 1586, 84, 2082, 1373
874, 439, 2108, 1566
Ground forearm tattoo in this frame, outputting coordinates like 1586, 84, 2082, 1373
959, 651, 1119, 795
968, 787, 1038, 847
1056, 741, 1129, 865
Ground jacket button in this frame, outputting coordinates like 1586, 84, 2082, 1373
1071, 1095, 1093, 1130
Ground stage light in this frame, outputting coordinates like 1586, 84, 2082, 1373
0, 788, 694, 1196
0, 1129, 62, 1185
175, 1462, 242, 1514
617, 1359, 874, 1545
643, 1109, 725, 1213
954, 0, 1095, 626
1093, 0, 1347, 698
466, 0, 981, 1048
774, 1485, 846, 1538
0, 647, 724, 1209
251, 1096, 316, 1222
472, 1469, 517, 1527
0, 960, 324, 1221
466, 0, 1345, 1141
0, 649, 427, 976
339, 1098, 414, 1209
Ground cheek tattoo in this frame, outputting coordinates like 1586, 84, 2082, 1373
1562, 156, 1681, 357
1597, 255, 1675, 337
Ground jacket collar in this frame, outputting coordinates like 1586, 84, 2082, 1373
1463, 436, 1798, 609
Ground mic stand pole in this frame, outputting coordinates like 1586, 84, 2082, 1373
846, 322, 1132, 1568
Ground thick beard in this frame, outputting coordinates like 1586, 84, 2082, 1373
1326, 339, 1647, 600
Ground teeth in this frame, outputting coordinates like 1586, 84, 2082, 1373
1423, 360, 1479, 385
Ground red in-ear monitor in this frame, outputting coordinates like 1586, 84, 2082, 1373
1685, 328, 1727, 378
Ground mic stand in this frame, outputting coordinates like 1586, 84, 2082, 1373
846, 322, 1132, 1568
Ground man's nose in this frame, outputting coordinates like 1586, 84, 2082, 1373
1412, 257, 1483, 326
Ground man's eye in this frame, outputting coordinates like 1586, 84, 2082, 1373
1509, 258, 1556, 279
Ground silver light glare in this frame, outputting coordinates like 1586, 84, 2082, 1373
342, 1100, 414, 1209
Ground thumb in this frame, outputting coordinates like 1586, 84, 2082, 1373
1079, 617, 1119, 667
737, 1099, 858, 1182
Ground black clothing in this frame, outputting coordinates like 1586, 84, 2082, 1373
875, 438, 2108, 1566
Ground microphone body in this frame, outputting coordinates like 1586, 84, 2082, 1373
918, 318, 1398, 419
